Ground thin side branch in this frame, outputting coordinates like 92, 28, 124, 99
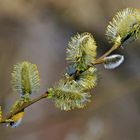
92, 42, 120, 65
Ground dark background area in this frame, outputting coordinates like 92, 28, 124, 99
0, 0, 140, 140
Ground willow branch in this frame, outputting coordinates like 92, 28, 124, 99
0, 91, 49, 123
0, 42, 121, 124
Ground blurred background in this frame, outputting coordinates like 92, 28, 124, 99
0, 0, 140, 140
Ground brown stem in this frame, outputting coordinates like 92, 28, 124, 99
92, 43, 121, 65
0, 91, 49, 123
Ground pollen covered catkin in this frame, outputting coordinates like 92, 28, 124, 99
50, 32, 98, 111
106, 8, 140, 47
12, 62, 40, 98
66, 32, 97, 70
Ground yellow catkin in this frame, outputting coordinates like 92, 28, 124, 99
12, 61, 40, 97
106, 8, 140, 46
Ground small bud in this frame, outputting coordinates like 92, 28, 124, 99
103, 54, 124, 69
7, 111, 24, 128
